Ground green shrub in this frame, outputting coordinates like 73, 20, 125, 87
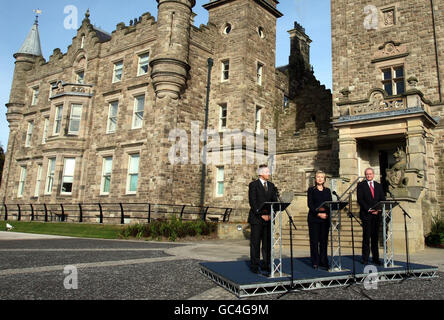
120, 216, 218, 242
425, 216, 444, 247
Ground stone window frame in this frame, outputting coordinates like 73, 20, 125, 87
218, 103, 228, 133
258, 26, 265, 39
17, 165, 27, 198
75, 70, 85, 84
221, 59, 230, 82
283, 95, 290, 112
53, 104, 64, 136
25, 120, 34, 148
222, 23, 232, 35
106, 100, 120, 134
31, 85, 40, 106
68, 103, 83, 136
80, 34, 86, 49
112, 59, 124, 83
381, 64, 405, 96
215, 166, 225, 198
136, 50, 150, 77
131, 94, 146, 130
48, 80, 57, 101
126, 152, 141, 195
44, 157, 57, 196
100, 155, 114, 196
256, 61, 265, 86
373, 56, 407, 97
255, 105, 263, 135
42, 116, 50, 145
34, 163, 43, 198
60, 157, 77, 196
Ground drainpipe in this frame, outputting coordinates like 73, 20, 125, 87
430, 0, 442, 102
200, 58, 214, 217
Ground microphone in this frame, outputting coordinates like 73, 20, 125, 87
387, 189, 395, 199
332, 191, 339, 200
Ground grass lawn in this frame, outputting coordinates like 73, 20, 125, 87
0, 221, 126, 240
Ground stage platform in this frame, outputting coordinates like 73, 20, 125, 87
199, 256, 439, 298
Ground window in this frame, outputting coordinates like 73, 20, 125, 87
101, 157, 113, 195
76, 71, 85, 84
257, 63, 264, 85
258, 27, 265, 39
221, 60, 230, 81
138, 53, 150, 76
223, 23, 232, 35
25, 121, 34, 147
216, 167, 224, 197
49, 81, 57, 100
34, 164, 42, 197
107, 101, 119, 133
31, 87, 39, 106
126, 154, 140, 194
382, 65, 405, 96
68, 104, 82, 135
219, 104, 227, 132
132, 95, 145, 129
255, 106, 262, 134
45, 158, 56, 195
81, 35, 85, 49
113, 61, 123, 83
42, 117, 49, 144
61, 158, 76, 195
283, 95, 289, 111
54, 105, 63, 135
18, 166, 27, 198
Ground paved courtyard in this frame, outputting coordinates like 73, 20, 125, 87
0, 232, 443, 301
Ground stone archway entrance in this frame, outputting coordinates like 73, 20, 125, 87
333, 91, 439, 253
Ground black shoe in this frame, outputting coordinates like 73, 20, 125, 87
250, 267, 259, 274
372, 260, 382, 266
362, 260, 369, 265
319, 264, 330, 271
313, 265, 319, 270
263, 267, 271, 273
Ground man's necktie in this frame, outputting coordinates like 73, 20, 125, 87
264, 182, 268, 192
370, 182, 375, 198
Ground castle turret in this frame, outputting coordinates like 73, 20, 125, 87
150, 0, 196, 99
2, 17, 43, 202
7, 17, 43, 129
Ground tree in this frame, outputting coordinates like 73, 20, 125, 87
0, 145, 4, 186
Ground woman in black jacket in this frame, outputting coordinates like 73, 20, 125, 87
307, 171, 332, 270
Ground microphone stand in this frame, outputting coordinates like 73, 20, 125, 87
387, 190, 412, 277
333, 191, 361, 287
276, 189, 300, 299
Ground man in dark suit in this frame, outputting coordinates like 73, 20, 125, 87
357, 168, 386, 265
248, 165, 278, 274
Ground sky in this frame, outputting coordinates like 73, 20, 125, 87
0, 0, 332, 150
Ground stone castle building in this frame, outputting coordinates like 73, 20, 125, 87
1, 0, 442, 252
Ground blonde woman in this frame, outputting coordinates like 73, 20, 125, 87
307, 171, 332, 270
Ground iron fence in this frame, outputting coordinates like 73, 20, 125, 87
0, 202, 233, 225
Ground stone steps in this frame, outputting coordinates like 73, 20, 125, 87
282, 211, 364, 249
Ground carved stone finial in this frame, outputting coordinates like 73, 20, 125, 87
85, 9, 90, 19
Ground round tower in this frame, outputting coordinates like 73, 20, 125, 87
1, 17, 42, 202
7, 17, 42, 130
150, 0, 196, 99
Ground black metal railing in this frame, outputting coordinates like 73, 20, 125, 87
0, 202, 233, 225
